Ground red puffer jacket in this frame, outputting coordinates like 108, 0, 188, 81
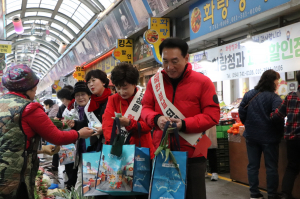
8, 93, 79, 149
102, 92, 155, 159
141, 63, 220, 158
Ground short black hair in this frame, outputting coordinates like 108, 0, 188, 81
255, 69, 280, 92
296, 71, 300, 85
85, 69, 109, 88
111, 63, 139, 87
159, 37, 189, 57
63, 85, 74, 93
44, 99, 54, 107
57, 88, 73, 100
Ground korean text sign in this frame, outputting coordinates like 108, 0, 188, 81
189, 21, 300, 82
189, 0, 291, 40
73, 66, 85, 82
113, 39, 133, 64
0, 40, 12, 54
144, 18, 170, 64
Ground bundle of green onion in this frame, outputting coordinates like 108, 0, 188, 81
50, 118, 69, 130
154, 127, 185, 183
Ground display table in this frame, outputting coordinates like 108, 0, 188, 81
229, 137, 300, 198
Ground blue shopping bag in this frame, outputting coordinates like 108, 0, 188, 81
96, 118, 151, 196
82, 152, 108, 197
149, 122, 188, 199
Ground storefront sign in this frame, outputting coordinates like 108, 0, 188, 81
189, 21, 300, 82
0, 41, 12, 54
52, 80, 62, 92
144, 17, 170, 64
85, 56, 117, 75
133, 36, 153, 62
73, 66, 85, 82
189, 0, 291, 40
113, 39, 133, 64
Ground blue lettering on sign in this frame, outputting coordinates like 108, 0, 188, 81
189, 0, 291, 40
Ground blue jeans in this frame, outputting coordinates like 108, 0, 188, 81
246, 140, 279, 197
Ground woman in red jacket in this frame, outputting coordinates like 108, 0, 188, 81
102, 63, 155, 160
0, 64, 94, 199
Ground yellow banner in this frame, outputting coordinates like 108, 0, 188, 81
0, 44, 11, 54
73, 66, 85, 81
52, 80, 61, 92
143, 18, 170, 64
113, 39, 133, 64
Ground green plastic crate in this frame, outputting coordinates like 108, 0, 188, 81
217, 131, 227, 138
216, 125, 222, 131
221, 125, 231, 132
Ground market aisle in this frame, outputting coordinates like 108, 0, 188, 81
206, 174, 267, 199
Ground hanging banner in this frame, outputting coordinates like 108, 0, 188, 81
52, 80, 62, 92
189, 21, 300, 82
0, 41, 12, 54
189, 0, 291, 40
144, 17, 170, 64
73, 66, 85, 82
112, 39, 133, 64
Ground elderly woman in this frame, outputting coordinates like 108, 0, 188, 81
0, 64, 94, 199
43, 99, 59, 118
239, 69, 283, 199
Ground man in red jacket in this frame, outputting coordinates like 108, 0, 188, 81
141, 38, 220, 199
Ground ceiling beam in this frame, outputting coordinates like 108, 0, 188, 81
7, 30, 66, 43
7, 52, 54, 68
6, 16, 77, 37
6, 8, 82, 29
91, 0, 105, 11
20, 0, 28, 18
78, 0, 100, 13
6, 24, 72, 41
8, 49, 57, 63
12, 38, 60, 56
49, 0, 63, 26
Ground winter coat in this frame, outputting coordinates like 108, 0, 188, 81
48, 103, 59, 118
102, 92, 155, 159
73, 100, 108, 152
141, 63, 220, 158
239, 89, 284, 144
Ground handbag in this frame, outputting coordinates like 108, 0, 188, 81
96, 118, 151, 195
149, 122, 188, 199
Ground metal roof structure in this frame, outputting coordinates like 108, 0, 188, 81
5, 0, 114, 76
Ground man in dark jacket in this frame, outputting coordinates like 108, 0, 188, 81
271, 71, 300, 199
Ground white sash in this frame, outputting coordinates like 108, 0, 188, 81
84, 100, 102, 139
120, 89, 144, 133
151, 68, 203, 146
84, 99, 102, 127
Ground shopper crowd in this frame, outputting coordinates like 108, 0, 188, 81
0, 38, 299, 199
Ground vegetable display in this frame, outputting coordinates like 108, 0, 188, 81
227, 122, 244, 134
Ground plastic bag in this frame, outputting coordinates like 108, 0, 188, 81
62, 108, 79, 121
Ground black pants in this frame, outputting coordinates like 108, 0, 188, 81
207, 148, 218, 173
65, 163, 78, 188
186, 157, 207, 199
282, 140, 300, 197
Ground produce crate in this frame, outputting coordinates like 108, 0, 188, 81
221, 125, 231, 132
219, 119, 236, 125
217, 131, 228, 138
218, 161, 229, 167
216, 149, 229, 157
217, 139, 229, 149
216, 125, 222, 131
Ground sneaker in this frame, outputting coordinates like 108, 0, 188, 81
205, 171, 209, 178
250, 193, 264, 199
211, 173, 218, 181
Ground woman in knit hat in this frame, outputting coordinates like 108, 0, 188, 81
71, 81, 94, 193
0, 64, 94, 199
